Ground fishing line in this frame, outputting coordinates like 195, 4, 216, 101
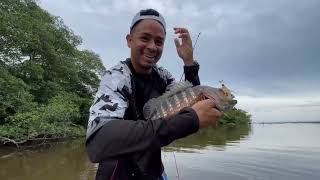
172, 32, 202, 180
179, 32, 201, 82
173, 151, 181, 180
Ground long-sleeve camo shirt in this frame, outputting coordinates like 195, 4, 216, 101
86, 58, 200, 180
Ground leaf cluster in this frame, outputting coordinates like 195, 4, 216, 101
220, 108, 252, 126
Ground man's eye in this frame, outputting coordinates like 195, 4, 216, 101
140, 37, 149, 41
155, 41, 163, 46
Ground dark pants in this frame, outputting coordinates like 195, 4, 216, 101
86, 127, 165, 180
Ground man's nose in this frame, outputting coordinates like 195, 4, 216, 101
146, 40, 157, 51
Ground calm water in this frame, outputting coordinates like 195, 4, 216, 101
1, 123, 320, 180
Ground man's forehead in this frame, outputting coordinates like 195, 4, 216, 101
131, 19, 165, 37
137, 32, 165, 40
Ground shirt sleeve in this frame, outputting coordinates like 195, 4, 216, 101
184, 61, 200, 86
86, 66, 131, 139
86, 107, 199, 163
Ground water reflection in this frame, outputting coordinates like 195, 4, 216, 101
165, 124, 252, 151
162, 124, 320, 180
0, 125, 252, 180
1, 124, 319, 180
0, 140, 95, 180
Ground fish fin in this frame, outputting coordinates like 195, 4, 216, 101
143, 81, 193, 120
143, 98, 158, 120
162, 81, 193, 98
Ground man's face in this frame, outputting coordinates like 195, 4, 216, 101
126, 19, 165, 74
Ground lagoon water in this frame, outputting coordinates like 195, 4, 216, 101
1, 123, 320, 180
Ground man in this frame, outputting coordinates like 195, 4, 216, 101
86, 9, 222, 180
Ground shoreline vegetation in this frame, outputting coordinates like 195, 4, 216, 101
0, 0, 105, 148
0, 0, 251, 148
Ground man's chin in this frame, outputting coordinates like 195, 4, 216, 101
142, 63, 154, 70
143, 58, 157, 66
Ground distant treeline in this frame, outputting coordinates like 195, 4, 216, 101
254, 121, 320, 124
0, 0, 251, 146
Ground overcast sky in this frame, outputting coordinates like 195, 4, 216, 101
39, 0, 320, 122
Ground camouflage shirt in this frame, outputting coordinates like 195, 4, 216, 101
86, 59, 183, 139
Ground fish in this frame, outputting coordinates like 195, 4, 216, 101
143, 81, 237, 120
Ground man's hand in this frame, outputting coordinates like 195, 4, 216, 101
174, 27, 194, 65
191, 99, 222, 128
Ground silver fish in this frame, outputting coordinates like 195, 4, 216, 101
143, 81, 237, 120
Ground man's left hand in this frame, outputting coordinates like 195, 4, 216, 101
174, 27, 194, 66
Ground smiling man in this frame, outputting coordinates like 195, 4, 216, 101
127, 19, 165, 73
86, 9, 222, 180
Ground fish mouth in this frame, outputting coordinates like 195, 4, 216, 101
217, 99, 237, 112
231, 99, 237, 105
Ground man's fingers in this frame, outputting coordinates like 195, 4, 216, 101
202, 99, 216, 107
174, 27, 189, 33
212, 108, 223, 117
173, 28, 192, 49
205, 100, 222, 117
174, 28, 191, 40
178, 33, 191, 39
174, 38, 180, 47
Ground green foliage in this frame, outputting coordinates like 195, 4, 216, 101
0, 0, 105, 141
0, 93, 85, 141
41, 93, 81, 125
220, 108, 252, 126
0, 0, 105, 103
0, 0, 81, 64
0, 64, 37, 122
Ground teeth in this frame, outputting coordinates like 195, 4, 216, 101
145, 55, 155, 59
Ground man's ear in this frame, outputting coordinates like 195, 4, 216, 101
126, 34, 132, 48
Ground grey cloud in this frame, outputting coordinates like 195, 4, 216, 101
39, 0, 320, 97
185, 0, 320, 96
